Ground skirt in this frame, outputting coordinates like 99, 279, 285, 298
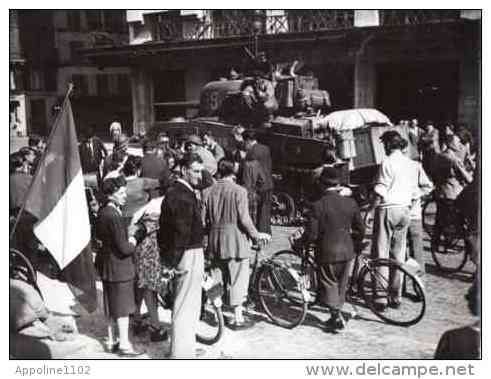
102, 280, 136, 319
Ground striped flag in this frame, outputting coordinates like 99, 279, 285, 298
23, 98, 97, 312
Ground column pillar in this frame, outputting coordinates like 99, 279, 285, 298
130, 65, 153, 135
354, 56, 376, 108
457, 54, 480, 131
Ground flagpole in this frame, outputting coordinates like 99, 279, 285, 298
9, 83, 75, 242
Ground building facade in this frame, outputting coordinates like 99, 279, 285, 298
10, 10, 130, 138
86, 10, 481, 136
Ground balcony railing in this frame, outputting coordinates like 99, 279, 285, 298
147, 10, 465, 43
380, 10, 461, 26
148, 10, 355, 42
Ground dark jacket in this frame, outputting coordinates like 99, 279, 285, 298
246, 143, 273, 191
158, 181, 204, 267
140, 153, 170, 182
306, 191, 365, 263
79, 137, 107, 174
95, 204, 136, 282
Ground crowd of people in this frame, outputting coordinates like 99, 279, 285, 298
9, 115, 479, 359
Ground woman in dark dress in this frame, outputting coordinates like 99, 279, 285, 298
95, 176, 146, 356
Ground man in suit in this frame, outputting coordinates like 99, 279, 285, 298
203, 159, 270, 329
158, 152, 205, 358
304, 167, 365, 331
79, 125, 107, 188
242, 129, 273, 234
140, 139, 171, 195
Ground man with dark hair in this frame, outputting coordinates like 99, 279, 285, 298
371, 130, 419, 310
242, 129, 273, 234
303, 166, 365, 331
203, 159, 271, 329
158, 152, 205, 358
79, 125, 107, 188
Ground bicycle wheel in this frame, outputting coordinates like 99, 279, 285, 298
9, 248, 42, 298
358, 259, 426, 326
257, 263, 308, 329
422, 197, 437, 238
431, 235, 468, 273
272, 250, 317, 304
196, 295, 224, 345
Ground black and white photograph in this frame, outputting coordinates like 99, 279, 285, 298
9, 8, 481, 365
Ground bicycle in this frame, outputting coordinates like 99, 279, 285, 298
10, 248, 43, 299
156, 265, 225, 346
429, 202, 473, 274
261, 234, 426, 328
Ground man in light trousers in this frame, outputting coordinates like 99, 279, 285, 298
159, 153, 205, 358
372, 131, 420, 310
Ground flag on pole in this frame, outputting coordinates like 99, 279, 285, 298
23, 97, 97, 312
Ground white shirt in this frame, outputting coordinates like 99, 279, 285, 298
408, 161, 434, 220
374, 150, 419, 208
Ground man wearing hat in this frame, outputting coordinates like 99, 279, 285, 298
185, 134, 217, 176
372, 130, 419, 310
303, 166, 365, 331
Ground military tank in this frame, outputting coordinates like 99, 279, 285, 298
148, 65, 391, 224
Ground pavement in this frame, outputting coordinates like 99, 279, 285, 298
10, 225, 478, 359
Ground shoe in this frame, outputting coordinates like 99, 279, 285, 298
388, 299, 401, 309
117, 345, 145, 357
324, 313, 346, 331
110, 342, 119, 353
149, 326, 169, 342
227, 318, 255, 331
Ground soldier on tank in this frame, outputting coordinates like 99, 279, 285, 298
240, 53, 278, 128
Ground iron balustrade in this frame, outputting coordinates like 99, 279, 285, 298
148, 10, 356, 42
147, 10, 464, 42
380, 10, 461, 26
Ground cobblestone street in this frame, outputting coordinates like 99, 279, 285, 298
45, 226, 476, 359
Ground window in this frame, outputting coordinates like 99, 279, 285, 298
117, 74, 130, 95
67, 11, 81, 32
96, 74, 109, 96
86, 10, 103, 30
71, 74, 88, 96
69, 41, 84, 61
